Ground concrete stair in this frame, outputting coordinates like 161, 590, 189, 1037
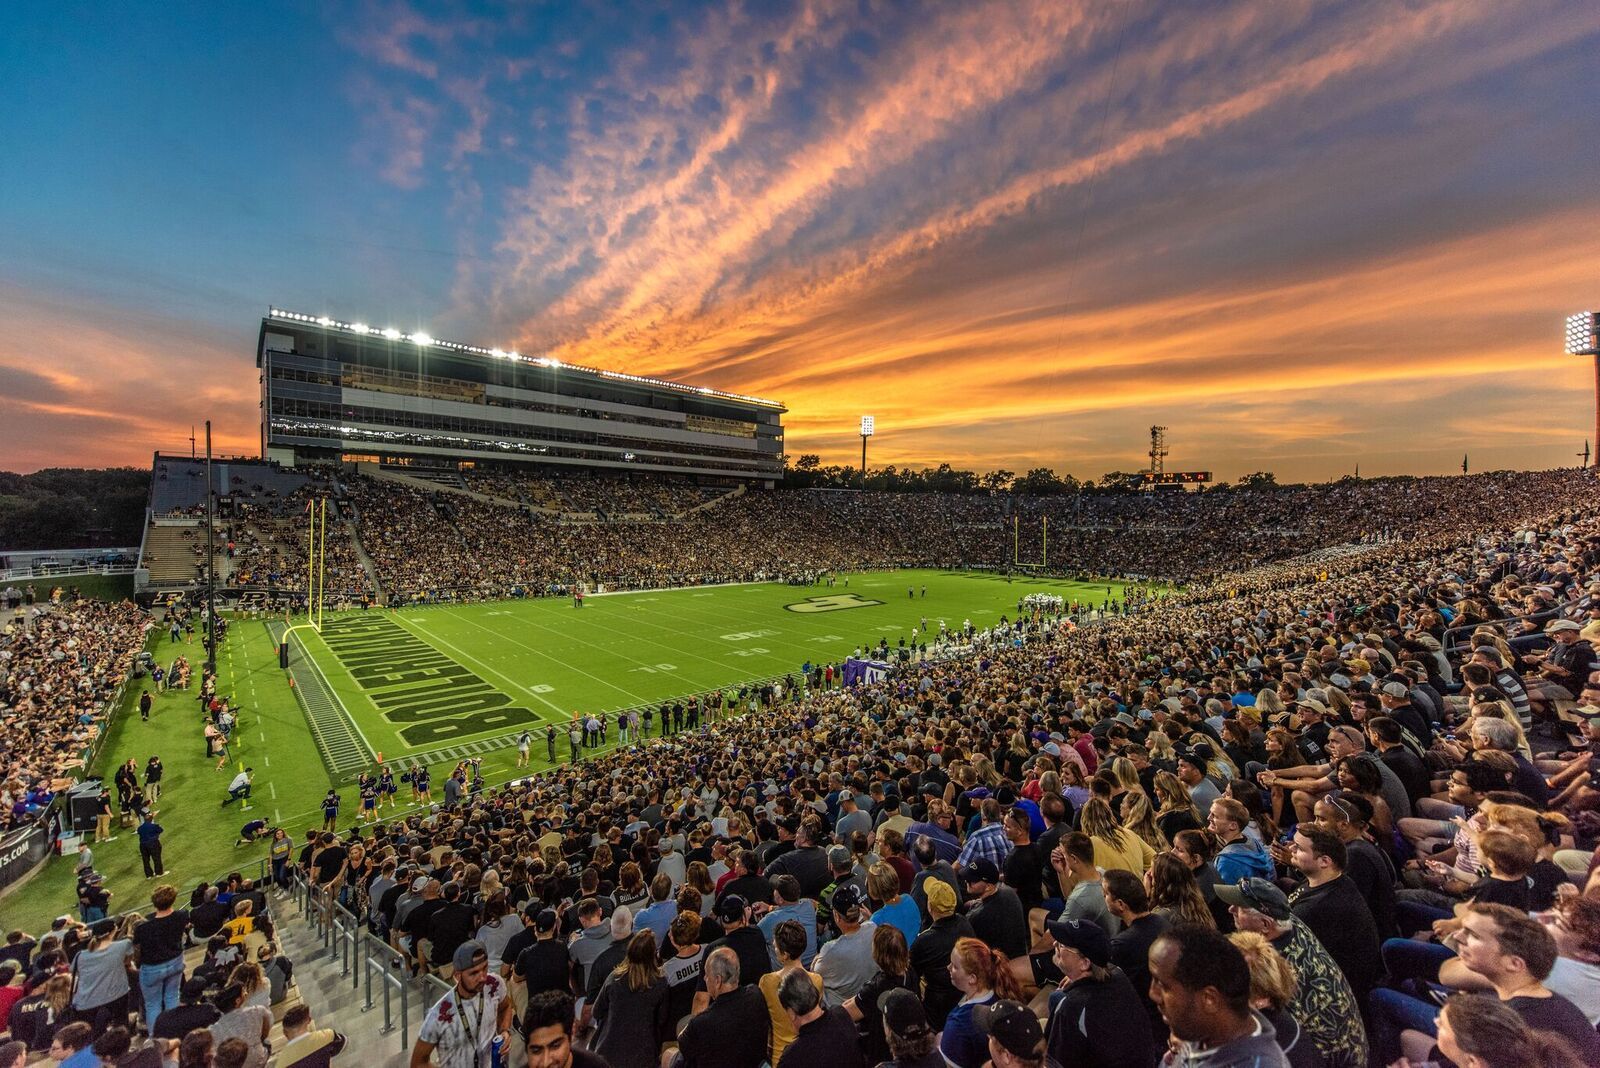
269, 891, 435, 1068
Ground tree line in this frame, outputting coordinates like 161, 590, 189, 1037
0, 468, 150, 551
782, 454, 1284, 494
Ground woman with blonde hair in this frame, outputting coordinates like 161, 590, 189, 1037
1079, 797, 1155, 875
227, 961, 269, 1010
1228, 932, 1317, 1066
683, 861, 716, 915
972, 755, 1001, 788
1152, 770, 1202, 843
1108, 756, 1144, 799
1120, 792, 1170, 852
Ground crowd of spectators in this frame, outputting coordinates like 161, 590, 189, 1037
332, 468, 1598, 606
0, 877, 342, 1068
21, 462, 1600, 1067
1, 600, 147, 832
238, 467, 1600, 1068
226, 484, 372, 607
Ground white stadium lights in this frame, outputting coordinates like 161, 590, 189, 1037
1567, 312, 1600, 356
861, 415, 875, 437
265, 305, 781, 408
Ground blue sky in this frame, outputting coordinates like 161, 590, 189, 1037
2, 0, 1599, 478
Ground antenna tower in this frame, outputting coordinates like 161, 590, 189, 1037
1148, 425, 1168, 476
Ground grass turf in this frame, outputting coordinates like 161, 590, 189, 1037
2, 569, 1146, 930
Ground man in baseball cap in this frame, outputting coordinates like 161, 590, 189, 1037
974, 1000, 1048, 1067
1038, 918, 1153, 1067
877, 987, 939, 1065
1524, 617, 1595, 707
1214, 877, 1293, 922
412, 939, 511, 1068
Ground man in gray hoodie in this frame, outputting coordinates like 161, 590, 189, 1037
1147, 925, 1288, 1068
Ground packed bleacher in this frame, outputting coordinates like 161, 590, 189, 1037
15, 464, 1600, 1068
225, 482, 372, 606
237, 472, 1597, 1068
0, 599, 148, 832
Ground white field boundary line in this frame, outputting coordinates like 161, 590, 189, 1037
518, 590, 799, 679
288, 626, 380, 759
441, 608, 660, 705
387, 611, 570, 715
585, 578, 773, 598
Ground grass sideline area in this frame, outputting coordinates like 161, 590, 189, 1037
2, 568, 1153, 931
8, 573, 136, 601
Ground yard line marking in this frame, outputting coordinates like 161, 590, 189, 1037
269, 782, 277, 799
446, 610, 658, 705
388, 612, 568, 714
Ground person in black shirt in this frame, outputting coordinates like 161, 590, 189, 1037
423, 882, 478, 971
1285, 825, 1382, 999
774, 968, 864, 1068
190, 887, 229, 940
514, 909, 574, 1000
1101, 869, 1170, 1045
706, 897, 769, 991
1042, 918, 1154, 1068
151, 978, 221, 1040
312, 834, 347, 889
910, 880, 974, 1031
673, 948, 769, 1068
718, 853, 774, 910
1367, 717, 1430, 806
1000, 807, 1044, 917
960, 860, 1029, 960
585, 911, 635, 1005
131, 885, 190, 1026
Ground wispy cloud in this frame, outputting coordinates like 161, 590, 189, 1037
4, 0, 1598, 479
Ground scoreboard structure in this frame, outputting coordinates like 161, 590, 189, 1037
1141, 471, 1211, 491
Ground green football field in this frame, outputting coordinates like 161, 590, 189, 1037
3, 569, 1149, 931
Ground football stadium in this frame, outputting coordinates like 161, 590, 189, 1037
6, 6, 1600, 1068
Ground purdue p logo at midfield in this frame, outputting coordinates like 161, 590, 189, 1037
784, 594, 886, 613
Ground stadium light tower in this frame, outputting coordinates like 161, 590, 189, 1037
860, 415, 874, 486
1567, 312, 1600, 469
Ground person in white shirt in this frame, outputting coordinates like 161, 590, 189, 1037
222, 768, 253, 807
412, 942, 512, 1068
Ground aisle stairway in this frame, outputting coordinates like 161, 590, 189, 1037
269, 887, 443, 1068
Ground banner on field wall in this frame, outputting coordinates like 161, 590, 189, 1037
843, 658, 891, 688
0, 822, 50, 893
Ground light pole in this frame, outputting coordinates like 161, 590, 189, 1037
859, 415, 874, 487
1567, 313, 1600, 469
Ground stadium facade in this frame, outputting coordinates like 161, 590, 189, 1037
257, 307, 786, 484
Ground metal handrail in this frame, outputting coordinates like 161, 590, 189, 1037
290, 871, 451, 1051
1441, 596, 1580, 653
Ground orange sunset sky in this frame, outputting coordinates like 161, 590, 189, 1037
2, 0, 1599, 481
